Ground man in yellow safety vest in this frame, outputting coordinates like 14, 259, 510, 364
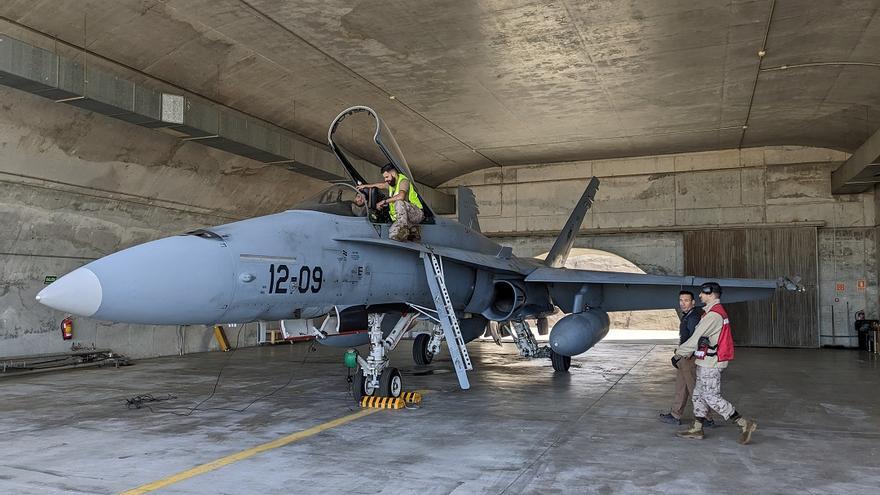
357, 163, 424, 241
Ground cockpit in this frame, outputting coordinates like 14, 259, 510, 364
291, 184, 369, 218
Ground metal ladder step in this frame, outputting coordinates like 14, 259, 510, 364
421, 252, 472, 390
429, 254, 472, 370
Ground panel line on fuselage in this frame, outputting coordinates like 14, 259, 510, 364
239, 254, 299, 263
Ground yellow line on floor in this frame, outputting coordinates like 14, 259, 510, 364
119, 408, 380, 495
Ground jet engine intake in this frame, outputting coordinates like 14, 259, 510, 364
548, 310, 610, 357
481, 280, 526, 321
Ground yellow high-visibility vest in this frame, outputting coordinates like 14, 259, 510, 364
388, 173, 423, 220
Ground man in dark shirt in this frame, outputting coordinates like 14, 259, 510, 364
659, 290, 714, 426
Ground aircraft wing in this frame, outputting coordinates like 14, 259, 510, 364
334, 237, 535, 274
525, 266, 779, 312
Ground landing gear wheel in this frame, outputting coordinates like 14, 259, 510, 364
353, 371, 378, 403
379, 367, 403, 398
413, 333, 434, 365
550, 350, 571, 372
352, 372, 367, 402
537, 317, 550, 336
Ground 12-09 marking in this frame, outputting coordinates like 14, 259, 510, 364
268, 264, 323, 294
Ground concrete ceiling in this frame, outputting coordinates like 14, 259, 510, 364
1, 0, 879, 187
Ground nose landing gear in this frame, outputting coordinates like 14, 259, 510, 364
351, 313, 416, 402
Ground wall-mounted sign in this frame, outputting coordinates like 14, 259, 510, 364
857, 280, 866, 292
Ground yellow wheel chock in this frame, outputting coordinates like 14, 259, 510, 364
359, 391, 422, 409
360, 396, 405, 409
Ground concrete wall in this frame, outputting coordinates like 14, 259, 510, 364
1, 87, 324, 359
443, 147, 878, 347
818, 228, 877, 346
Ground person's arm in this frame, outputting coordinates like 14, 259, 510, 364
676, 312, 720, 358
377, 179, 409, 208
357, 181, 389, 191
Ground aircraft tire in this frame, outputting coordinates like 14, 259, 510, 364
537, 317, 550, 335
352, 372, 368, 402
550, 350, 571, 372
354, 370, 379, 401
413, 333, 433, 365
379, 367, 402, 398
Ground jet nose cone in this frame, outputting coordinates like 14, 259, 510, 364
36, 267, 103, 317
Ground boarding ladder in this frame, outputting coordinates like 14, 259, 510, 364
421, 252, 472, 389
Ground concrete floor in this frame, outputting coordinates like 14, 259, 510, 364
1, 340, 879, 495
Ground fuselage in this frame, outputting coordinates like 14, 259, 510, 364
35, 207, 549, 326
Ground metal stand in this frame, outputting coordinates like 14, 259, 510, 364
421, 252, 472, 390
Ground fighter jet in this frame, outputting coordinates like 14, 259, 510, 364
36, 106, 787, 401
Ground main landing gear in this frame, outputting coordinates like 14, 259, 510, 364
412, 326, 443, 366
506, 320, 571, 372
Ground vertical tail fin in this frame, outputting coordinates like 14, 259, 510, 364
456, 186, 481, 232
544, 177, 600, 268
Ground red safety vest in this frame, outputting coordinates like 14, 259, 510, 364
707, 304, 735, 362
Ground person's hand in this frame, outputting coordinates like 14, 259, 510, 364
356, 184, 369, 191
376, 200, 386, 209
671, 355, 682, 369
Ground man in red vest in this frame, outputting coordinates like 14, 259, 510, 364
671, 282, 758, 444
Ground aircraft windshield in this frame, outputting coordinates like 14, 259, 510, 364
291, 184, 367, 218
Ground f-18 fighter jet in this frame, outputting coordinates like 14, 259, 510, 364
37, 106, 791, 401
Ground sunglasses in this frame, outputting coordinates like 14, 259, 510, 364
700, 286, 713, 294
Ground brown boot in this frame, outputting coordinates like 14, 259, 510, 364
676, 421, 705, 440
735, 417, 757, 445
407, 226, 421, 242
390, 228, 408, 242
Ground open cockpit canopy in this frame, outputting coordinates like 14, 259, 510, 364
327, 106, 433, 218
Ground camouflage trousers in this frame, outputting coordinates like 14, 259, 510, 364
692, 365, 736, 420
389, 201, 424, 241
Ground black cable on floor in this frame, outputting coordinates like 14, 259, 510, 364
125, 393, 177, 410
124, 326, 319, 416
198, 340, 317, 414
